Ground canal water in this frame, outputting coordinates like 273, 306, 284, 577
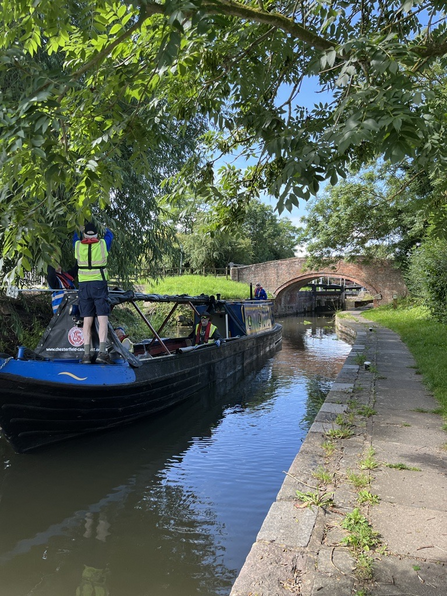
0, 316, 351, 596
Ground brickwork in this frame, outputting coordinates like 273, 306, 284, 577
230, 257, 408, 310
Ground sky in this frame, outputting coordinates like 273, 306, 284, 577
215, 76, 333, 231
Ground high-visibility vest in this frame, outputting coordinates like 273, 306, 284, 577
75, 239, 109, 282
195, 322, 218, 344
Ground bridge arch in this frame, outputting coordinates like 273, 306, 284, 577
274, 271, 379, 316
274, 271, 379, 297
230, 257, 408, 314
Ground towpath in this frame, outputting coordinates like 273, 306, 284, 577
230, 311, 447, 595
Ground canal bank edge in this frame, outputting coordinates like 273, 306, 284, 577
229, 310, 447, 596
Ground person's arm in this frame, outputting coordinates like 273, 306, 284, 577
47, 266, 58, 289
104, 228, 113, 251
211, 328, 222, 346
67, 264, 79, 280
73, 231, 80, 247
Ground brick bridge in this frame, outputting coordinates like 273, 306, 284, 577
230, 257, 408, 316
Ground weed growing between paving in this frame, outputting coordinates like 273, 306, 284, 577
360, 448, 379, 470
354, 352, 367, 365
321, 441, 335, 456
325, 427, 354, 439
340, 508, 381, 580
357, 405, 376, 417
347, 471, 370, 489
357, 490, 380, 505
312, 466, 333, 485
295, 489, 334, 509
384, 463, 421, 471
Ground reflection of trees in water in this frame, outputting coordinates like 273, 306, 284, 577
0, 453, 235, 596
136, 481, 234, 594
300, 375, 334, 431
225, 360, 285, 411
0, 392, 239, 596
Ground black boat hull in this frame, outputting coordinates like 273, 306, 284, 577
0, 325, 282, 453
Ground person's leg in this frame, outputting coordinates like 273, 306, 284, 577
92, 281, 113, 364
82, 316, 94, 353
97, 315, 108, 348
79, 283, 96, 362
96, 317, 112, 363
80, 317, 94, 363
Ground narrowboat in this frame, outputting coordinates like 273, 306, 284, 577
0, 290, 282, 453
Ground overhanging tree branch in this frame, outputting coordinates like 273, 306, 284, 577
143, 0, 335, 50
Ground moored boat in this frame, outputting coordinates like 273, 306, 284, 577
0, 290, 282, 453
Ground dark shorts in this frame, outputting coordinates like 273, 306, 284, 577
79, 281, 110, 317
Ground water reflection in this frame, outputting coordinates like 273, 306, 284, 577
0, 315, 351, 596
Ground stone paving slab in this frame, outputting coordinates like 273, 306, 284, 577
230, 542, 307, 596
372, 440, 447, 473
370, 501, 447, 561
372, 467, 447, 509
329, 382, 354, 392
370, 415, 445, 447
257, 501, 317, 547
319, 403, 349, 415
372, 556, 447, 595
308, 421, 344, 434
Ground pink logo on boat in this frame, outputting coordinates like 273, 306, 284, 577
68, 327, 84, 347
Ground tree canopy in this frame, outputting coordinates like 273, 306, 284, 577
174, 199, 299, 271
298, 162, 429, 267
1, 0, 447, 280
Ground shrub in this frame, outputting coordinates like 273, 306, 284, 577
405, 238, 447, 323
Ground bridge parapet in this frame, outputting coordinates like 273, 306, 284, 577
230, 257, 408, 309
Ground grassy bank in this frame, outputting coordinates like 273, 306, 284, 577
361, 302, 447, 419
141, 274, 252, 299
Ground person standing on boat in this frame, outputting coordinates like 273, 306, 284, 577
254, 282, 267, 300
191, 312, 222, 346
47, 264, 78, 314
74, 222, 114, 364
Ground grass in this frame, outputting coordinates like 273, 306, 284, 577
384, 462, 421, 471
321, 441, 336, 456
340, 508, 381, 580
347, 470, 370, 489
412, 407, 442, 414
325, 427, 354, 439
335, 412, 355, 426
357, 490, 380, 505
354, 352, 367, 365
141, 274, 252, 300
359, 447, 379, 470
357, 405, 376, 418
312, 466, 333, 485
363, 303, 447, 417
295, 489, 334, 509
